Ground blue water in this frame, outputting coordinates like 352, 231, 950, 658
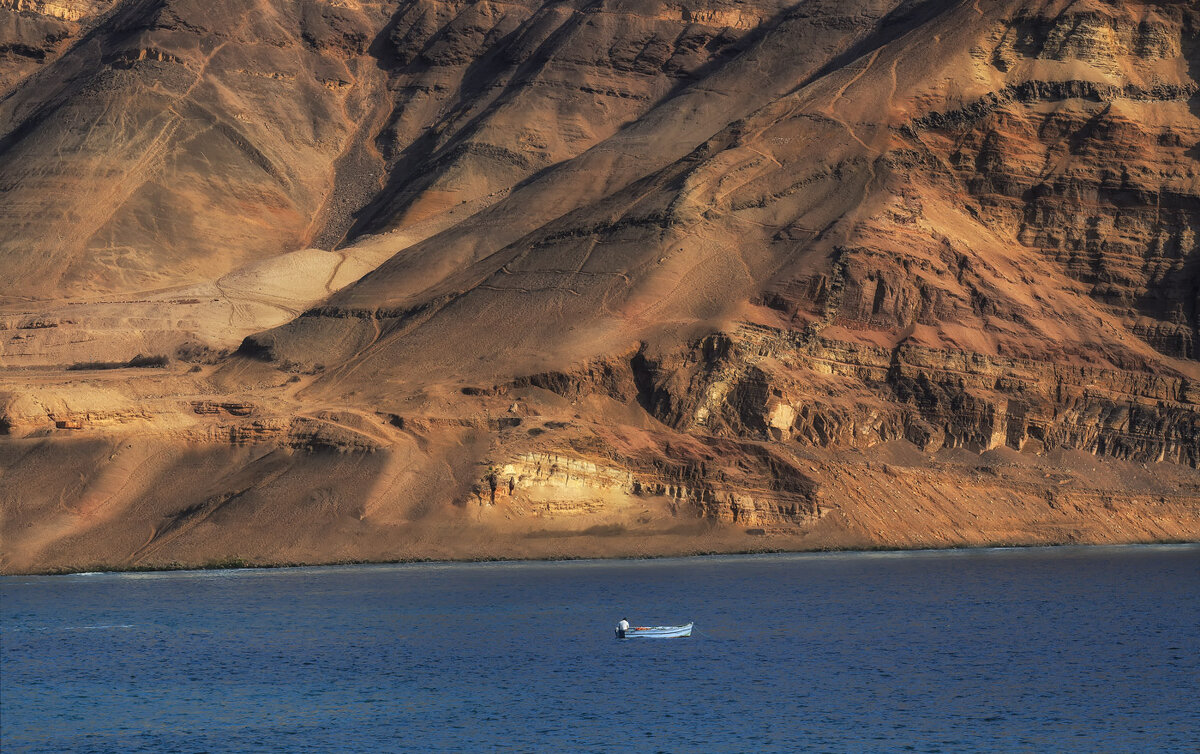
2, 546, 1198, 752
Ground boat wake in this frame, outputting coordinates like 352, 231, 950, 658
5, 624, 136, 633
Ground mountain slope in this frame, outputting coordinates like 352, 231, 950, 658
1, 0, 1197, 573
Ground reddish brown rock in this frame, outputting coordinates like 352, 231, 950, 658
0, 0, 1197, 573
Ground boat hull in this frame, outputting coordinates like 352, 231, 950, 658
618, 622, 693, 638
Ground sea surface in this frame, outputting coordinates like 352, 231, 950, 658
2, 545, 1197, 752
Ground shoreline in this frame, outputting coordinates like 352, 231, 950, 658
9, 537, 1197, 578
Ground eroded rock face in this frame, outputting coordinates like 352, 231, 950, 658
573, 324, 1200, 467
0, 0, 1197, 573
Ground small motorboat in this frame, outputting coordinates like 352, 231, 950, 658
615, 622, 693, 639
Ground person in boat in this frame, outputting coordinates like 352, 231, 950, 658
616, 618, 630, 638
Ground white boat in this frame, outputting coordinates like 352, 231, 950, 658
616, 622, 693, 639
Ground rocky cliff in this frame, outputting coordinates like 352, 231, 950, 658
1, 0, 1197, 573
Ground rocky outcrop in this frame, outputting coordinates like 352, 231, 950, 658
505, 317, 1198, 470
1, 1, 104, 22
477, 446, 820, 528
